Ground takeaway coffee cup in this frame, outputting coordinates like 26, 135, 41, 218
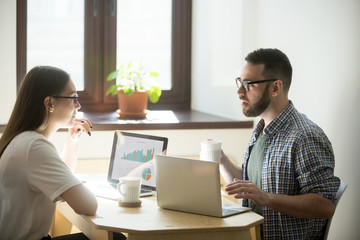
117, 177, 141, 203
200, 139, 222, 163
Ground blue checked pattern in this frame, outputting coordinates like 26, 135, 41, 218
242, 101, 340, 240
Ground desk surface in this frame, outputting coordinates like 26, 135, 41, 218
55, 196, 263, 240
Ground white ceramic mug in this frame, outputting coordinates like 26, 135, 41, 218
200, 139, 222, 163
117, 177, 141, 203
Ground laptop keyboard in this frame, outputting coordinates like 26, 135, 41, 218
222, 208, 239, 215
222, 204, 252, 216
141, 188, 152, 193
222, 207, 239, 216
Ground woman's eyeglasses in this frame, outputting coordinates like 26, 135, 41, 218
235, 77, 277, 92
51, 95, 79, 104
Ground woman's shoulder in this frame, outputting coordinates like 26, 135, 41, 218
11, 131, 53, 150
14, 131, 47, 142
2, 131, 56, 164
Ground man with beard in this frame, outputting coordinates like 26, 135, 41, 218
220, 48, 340, 239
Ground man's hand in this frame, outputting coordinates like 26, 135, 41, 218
225, 179, 336, 219
225, 179, 269, 206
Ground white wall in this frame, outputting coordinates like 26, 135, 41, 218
192, 0, 360, 239
192, 0, 259, 120
1, 0, 359, 239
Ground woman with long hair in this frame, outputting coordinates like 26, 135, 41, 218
0, 66, 125, 240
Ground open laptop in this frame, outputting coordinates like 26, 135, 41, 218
155, 155, 251, 217
86, 131, 168, 200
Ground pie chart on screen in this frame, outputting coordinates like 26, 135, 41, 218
142, 167, 152, 181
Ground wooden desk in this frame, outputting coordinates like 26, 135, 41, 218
52, 196, 263, 240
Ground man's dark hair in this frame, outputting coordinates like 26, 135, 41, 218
245, 48, 292, 92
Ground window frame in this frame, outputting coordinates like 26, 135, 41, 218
16, 0, 191, 112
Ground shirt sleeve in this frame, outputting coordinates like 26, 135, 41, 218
294, 131, 340, 201
26, 137, 81, 202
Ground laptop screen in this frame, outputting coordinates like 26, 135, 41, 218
107, 131, 168, 190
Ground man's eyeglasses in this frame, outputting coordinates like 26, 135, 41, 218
51, 95, 79, 104
235, 77, 277, 92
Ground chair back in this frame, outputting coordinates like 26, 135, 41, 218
323, 179, 347, 240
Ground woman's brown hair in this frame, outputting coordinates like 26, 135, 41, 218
0, 66, 69, 157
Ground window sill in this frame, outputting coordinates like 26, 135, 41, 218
0, 110, 253, 132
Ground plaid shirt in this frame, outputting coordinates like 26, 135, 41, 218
242, 101, 340, 240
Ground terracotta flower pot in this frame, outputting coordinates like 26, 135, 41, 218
117, 90, 148, 119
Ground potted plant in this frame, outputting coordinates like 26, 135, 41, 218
106, 61, 162, 119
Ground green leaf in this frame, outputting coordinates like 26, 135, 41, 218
106, 70, 119, 81
148, 86, 162, 103
148, 72, 159, 77
106, 85, 118, 96
126, 61, 132, 71
118, 65, 124, 76
123, 88, 134, 96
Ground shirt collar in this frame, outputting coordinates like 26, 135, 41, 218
254, 100, 295, 137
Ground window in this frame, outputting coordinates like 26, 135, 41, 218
26, 0, 85, 90
17, 0, 191, 112
116, 0, 172, 90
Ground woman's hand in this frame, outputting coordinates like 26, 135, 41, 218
62, 118, 92, 171
68, 118, 93, 141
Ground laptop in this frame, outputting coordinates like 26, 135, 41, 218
86, 131, 168, 200
155, 155, 251, 217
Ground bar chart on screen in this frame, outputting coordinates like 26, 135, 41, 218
121, 148, 155, 163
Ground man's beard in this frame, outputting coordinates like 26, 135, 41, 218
242, 84, 271, 117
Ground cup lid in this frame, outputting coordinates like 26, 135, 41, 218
201, 139, 221, 149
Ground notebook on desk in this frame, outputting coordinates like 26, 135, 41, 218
85, 131, 168, 200
155, 155, 251, 218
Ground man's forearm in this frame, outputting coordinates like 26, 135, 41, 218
266, 193, 336, 219
219, 152, 243, 184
